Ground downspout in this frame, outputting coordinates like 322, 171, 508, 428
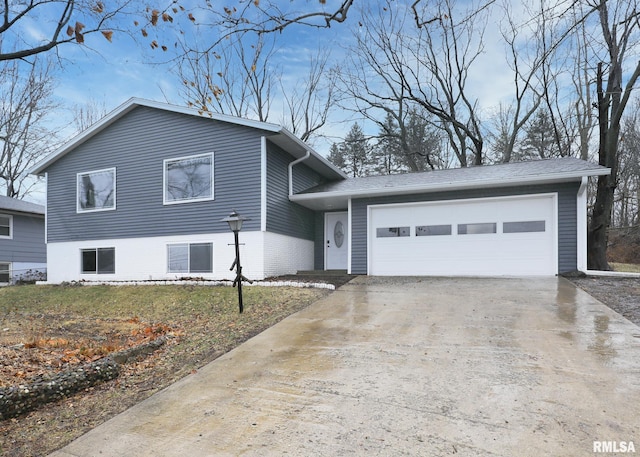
288, 150, 311, 197
577, 176, 588, 272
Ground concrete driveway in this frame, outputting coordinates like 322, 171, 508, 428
50, 277, 640, 457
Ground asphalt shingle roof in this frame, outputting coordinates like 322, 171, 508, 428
300, 157, 608, 195
0, 196, 45, 215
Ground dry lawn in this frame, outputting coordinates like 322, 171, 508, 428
0, 283, 331, 457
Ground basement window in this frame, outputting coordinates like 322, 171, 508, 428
167, 242, 213, 273
0, 263, 10, 283
81, 248, 115, 274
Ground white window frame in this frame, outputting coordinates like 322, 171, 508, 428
0, 214, 13, 239
77, 167, 117, 213
0, 262, 10, 283
167, 242, 214, 274
163, 152, 214, 205
80, 247, 116, 274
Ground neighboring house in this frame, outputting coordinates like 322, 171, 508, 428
0, 196, 46, 284
31, 98, 609, 283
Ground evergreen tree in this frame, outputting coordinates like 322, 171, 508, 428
371, 113, 403, 175
328, 123, 372, 177
520, 110, 561, 160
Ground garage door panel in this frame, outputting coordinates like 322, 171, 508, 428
369, 195, 557, 276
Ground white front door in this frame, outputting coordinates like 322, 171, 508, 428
325, 212, 348, 270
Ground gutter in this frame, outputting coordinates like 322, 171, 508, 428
288, 150, 311, 197
290, 168, 611, 203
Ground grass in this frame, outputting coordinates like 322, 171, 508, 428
610, 262, 640, 273
0, 283, 331, 457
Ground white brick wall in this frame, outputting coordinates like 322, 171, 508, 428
262, 232, 314, 279
44, 231, 313, 283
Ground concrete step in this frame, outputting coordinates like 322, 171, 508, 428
296, 270, 348, 276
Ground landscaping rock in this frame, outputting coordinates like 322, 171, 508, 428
0, 358, 119, 420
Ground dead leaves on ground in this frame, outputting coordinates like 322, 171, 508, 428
0, 318, 179, 388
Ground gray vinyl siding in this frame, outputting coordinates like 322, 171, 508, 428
314, 211, 326, 270
265, 142, 324, 240
349, 182, 581, 275
0, 213, 46, 262
45, 106, 265, 242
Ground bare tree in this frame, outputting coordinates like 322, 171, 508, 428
280, 48, 336, 143
73, 99, 108, 132
337, 3, 430, 172
614, 113, 640, 227
0, 59, 58, 197
587, 0, 640, 270
176, 34, 278, 122
164, 0, 450, 56
399, 0, 489, 166
337, 2, 476, 169
0, 1, 135, 62
494, 1, 545, 163
570, 3, 597, 161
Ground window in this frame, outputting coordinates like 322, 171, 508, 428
0, 214, 12, 238
416, 224, 452, 236
167, 242, 213, 273
376, 227, 410, 238
164, 153, 214, 204
503, 220, 546, 233
77, 168, 116, 212
458, 223, 497, 235
0, 263, 10, 283
81, 248, 115, 274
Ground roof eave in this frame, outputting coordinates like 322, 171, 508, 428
30, 97, 347, 181
29, 98, 285, 176
290, 168, 611, 208
267, 129, 348, 180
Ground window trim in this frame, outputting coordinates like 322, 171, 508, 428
167, 242, 214, 274
457, 222, 497, 235
76, 167, 117, 214
503, 220, 546, 233
0, 214, 13, 239
0, 262, 10, 283
80, 247, 116, 274
376, 227, 410, 238
163, 152, 215, 205
416, 224, 452, 237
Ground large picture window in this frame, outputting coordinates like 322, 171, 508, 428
0, 214, 12, 238
167, 242, 213, 273
77, 168, 116, 212
164, 153, 214, 204
81, 248, 115, 274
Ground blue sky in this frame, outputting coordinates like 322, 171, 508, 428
13, 0, 542, 203
44, 0, 515, 142
48, 2, 350, 132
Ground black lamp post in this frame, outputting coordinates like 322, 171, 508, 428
222, 210, 251, 313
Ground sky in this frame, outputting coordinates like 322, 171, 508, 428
8, 0, 541, 203
44, 0, 518, 145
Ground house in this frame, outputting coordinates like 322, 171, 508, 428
31, 98, 609, 283
0, 196, 46, 284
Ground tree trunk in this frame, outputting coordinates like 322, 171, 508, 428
588, 174, 615, 269
587, 62, 616, 271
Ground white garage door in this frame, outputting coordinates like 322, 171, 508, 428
368, 194, 557, 276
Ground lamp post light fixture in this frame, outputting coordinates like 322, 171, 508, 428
222, 210, 251, 313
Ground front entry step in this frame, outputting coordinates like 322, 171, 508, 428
296, 270, 348, 276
